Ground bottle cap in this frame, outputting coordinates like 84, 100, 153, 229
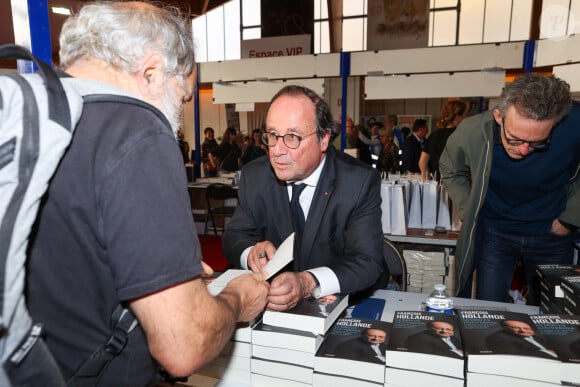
434, 284, 446, 291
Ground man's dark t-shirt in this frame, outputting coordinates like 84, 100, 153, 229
28, 92, 201, 386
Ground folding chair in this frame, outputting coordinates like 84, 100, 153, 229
383, 237, 408, 291
204, 183, 238, 237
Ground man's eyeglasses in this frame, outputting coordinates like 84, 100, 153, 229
501, 117, 551, 150
262, 131, 317, 149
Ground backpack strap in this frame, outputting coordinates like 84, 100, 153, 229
0, 45, 71, 131
66, 305, 138, 387
0, 43, 74, 337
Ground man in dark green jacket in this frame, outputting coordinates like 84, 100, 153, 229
440, 73, 579, 305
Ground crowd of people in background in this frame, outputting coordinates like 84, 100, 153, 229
188, 97, 475, 184
310, 100, 470, 180
194, 101, 467, 180
198, 126, 270, 175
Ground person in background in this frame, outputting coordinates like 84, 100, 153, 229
386, 114, 404, 149
223, 85, 386, 312
240, 128, 267, 166
401, 118, 428, 173
176, 129, 190, 164
359, 121, 383, 159
210, 126, 242, 173
347, 124, 373, 166
440, 73, 580, 304
419, 100, 468, 180
377, 127, 399, 177
27, 3, 269, 385
331, 117, 353, 150
202, 126, 218, 177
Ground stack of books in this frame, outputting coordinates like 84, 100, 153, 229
561, 275, 580, 315
536, 264, 580, 314
530, 314, 580, 386
187, 321, 255, 386
403, 250, 447, 294
314, 317, 392, 386
250, 293, 349, 386
458, 310, 563, 386
385, 311, 464, 387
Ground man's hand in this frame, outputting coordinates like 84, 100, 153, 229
247, 241, 277, 273
223, 272, 269, 321
267, 272, 317, 311
551, 219, 571, 236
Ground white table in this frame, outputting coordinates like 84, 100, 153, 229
374, 289, 539, 323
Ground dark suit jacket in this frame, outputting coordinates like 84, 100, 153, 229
222, 146, 385, 294
405, 330, 463, 358
484, 330, 556, 359
401, 134, 423, 173
334, 337, 386, 364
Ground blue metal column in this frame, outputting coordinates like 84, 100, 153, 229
523, 40, 536, 73
11, 0, 53, 73
194, 63, 202, 178
339, 52, 351, 151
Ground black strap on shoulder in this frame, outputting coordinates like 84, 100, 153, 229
0, 73, 40, 335
0, 44, 72, 131
66, 306, 138, 387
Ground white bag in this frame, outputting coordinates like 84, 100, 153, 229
421, 181, 438, 229
380, 181, 392, 234
391, 184, 407, 235
407, 181, 422, 228
436, 184, 451, 230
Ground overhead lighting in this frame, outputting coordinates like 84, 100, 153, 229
51, 6, 71, 16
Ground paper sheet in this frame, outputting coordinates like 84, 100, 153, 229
207, 233, 295, 296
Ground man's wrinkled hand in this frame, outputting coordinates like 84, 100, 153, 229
266, 272, 316, 311
247, 241, 277, 273
227, 272, 269, 321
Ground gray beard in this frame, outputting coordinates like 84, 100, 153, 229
160, 81, 183, 132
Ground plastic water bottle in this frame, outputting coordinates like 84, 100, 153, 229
425, 284, 453, 314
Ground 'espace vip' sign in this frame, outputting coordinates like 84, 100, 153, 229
242, 34, 311, 59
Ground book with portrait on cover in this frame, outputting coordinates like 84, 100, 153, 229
314, 317, 392, 384
385, 311, 464, 379
458, 310, 561, 384
262, 293, 349, 335
530, 314, 580, 386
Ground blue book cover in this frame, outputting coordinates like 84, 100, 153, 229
345, 297, 386, 320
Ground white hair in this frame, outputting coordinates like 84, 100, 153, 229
59, 1, 195, 80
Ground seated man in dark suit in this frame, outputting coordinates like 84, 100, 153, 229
334, 327, 388, 364
223, 85, 387, 311
485, 319, 558, 359
405, 320, 463, 358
